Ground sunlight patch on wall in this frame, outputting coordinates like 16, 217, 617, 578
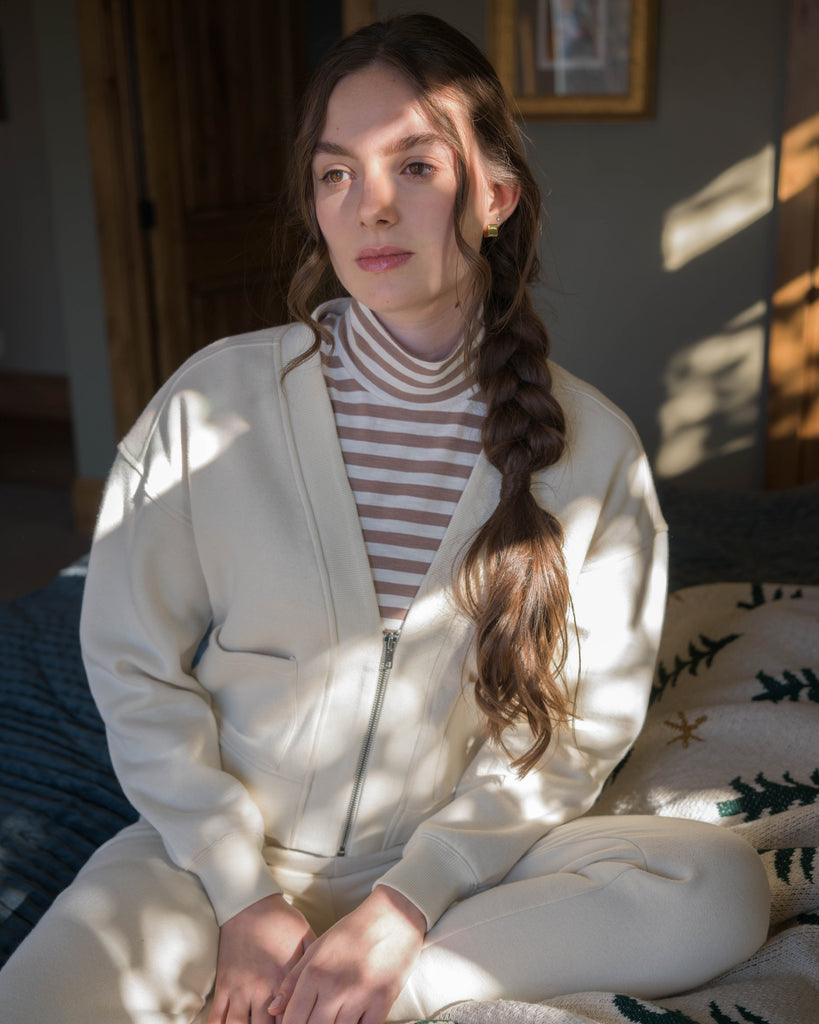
778, 112, 819, 202
661, 147, 775, 272
655, 302, 766, 479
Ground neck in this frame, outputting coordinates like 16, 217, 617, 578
371, 305, 468, 362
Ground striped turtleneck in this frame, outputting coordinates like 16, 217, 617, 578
320, 300, 486, 631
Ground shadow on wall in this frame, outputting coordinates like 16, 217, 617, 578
533, 129, 780, 492
527, 0, 789, 493
654, 100, 819, 490
653, 145, 775, 488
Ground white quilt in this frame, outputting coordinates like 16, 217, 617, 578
436, 583, 819, 1024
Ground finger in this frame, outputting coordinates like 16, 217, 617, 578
280, 983, 319, 1024
225, 997, 252, 1024
267, 991, 286, 1018
354, 980, 401, 1024
206, 991, 229, 1024
253, 995, 278, 1024
267, 984, 294, 1018
334, 1002, 372, 1024
316, 992, 364, 1024
358, 1004, 390, 1024
270, 945, 310, 1015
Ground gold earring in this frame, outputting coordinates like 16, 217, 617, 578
483, 217, 501, 238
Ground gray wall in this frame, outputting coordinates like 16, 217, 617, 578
3, 0, 789, 488
378, 0, 788, 489
31, 0, 116, 479
0, 0, 115, 479
0, 0, 65, 374
529, 1, 787, 489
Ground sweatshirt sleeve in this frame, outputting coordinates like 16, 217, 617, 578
377, 439, 669, 929
80, 391, 281, 925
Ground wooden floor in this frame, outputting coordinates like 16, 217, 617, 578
0, 416, 90, 602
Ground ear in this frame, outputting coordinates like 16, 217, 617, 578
488, 181, 521, 225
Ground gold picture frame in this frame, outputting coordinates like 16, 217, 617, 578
489, 0, 658, 120
342, 0, 375, 36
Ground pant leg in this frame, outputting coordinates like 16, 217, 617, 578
390, 815, 770, 1021
0, 819, 219, 1024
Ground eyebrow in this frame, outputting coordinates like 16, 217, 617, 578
313, 132, 445, 160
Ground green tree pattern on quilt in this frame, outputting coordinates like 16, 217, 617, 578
765, 846, 816, 886
613, 995, 774, 1024
651, 633, 741, 706
717, 771, 819, 821
752, 667, 819, 703
737, 583, 803, 610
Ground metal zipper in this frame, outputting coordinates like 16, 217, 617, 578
337, 629, 400, 856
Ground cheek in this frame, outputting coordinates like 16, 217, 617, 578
425, 194, 465, 257
443, 204, 483, 270
461, 220, 484, 255
462, 195, 487, 250
314, 200, 332, 244
314, 203, 343, 272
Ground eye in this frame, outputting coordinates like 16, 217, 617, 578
404, 161, 435, 178
319, 168, 351, 185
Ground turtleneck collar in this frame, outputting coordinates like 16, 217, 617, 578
322, 299, 480, 408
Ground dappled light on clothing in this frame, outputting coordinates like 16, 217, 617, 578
95, 387, 251, 542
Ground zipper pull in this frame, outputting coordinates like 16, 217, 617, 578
383, 630, 400, 670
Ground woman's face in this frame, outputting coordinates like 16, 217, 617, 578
312, 64, 496, 360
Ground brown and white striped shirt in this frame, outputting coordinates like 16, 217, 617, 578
320, 300, 486, 631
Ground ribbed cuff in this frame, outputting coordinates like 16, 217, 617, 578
376, 836, 479, 929
191, 833, 281, 925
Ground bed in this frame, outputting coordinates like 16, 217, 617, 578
1, 480, 818, 1022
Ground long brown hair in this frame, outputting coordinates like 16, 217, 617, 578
285, 15, 571, 775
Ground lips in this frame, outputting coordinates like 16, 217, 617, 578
355, 247, 413, 272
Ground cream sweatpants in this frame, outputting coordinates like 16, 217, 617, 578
0, 814, 770, 1024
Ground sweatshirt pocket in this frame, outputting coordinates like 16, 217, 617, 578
195, 627, 300, 774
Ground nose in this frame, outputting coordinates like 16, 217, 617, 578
357, 170, 398, 228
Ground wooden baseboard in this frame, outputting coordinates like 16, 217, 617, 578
72, 476, 105, 536
0, 372, 71, 420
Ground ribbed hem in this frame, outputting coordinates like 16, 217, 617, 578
375, 836, 479, 929
191, 833, 281, 925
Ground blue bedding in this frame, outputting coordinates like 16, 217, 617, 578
0, 563, 136, 963
2, 481, 818, 967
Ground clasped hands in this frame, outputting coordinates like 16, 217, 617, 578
207, 884, 426, 1024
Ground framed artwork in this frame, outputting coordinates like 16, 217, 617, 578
489, 0, 658, 120
342, 0, 375, 35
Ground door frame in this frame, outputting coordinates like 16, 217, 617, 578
75, 0, 159, 440
765, 0, 819, 487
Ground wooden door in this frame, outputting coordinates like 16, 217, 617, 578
77, 0, 311, 437
765, 0, 819, 488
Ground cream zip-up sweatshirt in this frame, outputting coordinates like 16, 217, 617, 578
80, 302, 668, 929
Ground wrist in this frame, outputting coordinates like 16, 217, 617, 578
372, 883, 427, 936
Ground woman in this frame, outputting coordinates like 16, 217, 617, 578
0, 14, 769, 1024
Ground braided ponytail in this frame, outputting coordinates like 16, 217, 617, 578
459, 296, 571, 776
286, 14, 573, 774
